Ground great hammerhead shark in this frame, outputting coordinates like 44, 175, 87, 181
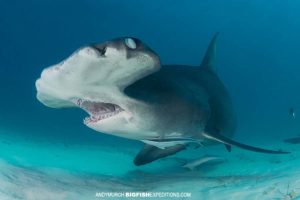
35, 35, 289, 166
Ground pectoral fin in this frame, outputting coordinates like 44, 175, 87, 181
134, 144, 186, 166
202, 132, 290, 154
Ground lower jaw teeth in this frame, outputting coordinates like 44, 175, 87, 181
84, 110, 121, 124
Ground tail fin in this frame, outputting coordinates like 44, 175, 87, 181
203, 132, 290, 154
200, 33, 219, 71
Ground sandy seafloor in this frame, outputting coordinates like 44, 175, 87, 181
1, 128, 300, 200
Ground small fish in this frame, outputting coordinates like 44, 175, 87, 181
290, 107, 296, 119
284, 137, 300, 144
2, 140, 11, 145
142, 137, 204, 149
182, 155, 224, 170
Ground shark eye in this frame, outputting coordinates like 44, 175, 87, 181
125, 38, 137, 49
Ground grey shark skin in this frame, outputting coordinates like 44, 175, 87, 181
35, 35, 289, 167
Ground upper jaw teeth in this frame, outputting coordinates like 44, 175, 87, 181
73, 98, 124, 124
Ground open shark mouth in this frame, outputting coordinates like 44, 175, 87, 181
75, 99, 124, 124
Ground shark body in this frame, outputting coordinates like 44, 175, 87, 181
35, 35, 289, 166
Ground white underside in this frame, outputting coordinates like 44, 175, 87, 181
36, 44, 161, 141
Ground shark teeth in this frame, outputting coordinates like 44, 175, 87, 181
73, 98, 124, 124
83, 109, 123, 124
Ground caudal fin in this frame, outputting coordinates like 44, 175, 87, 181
203, 132, 290, 154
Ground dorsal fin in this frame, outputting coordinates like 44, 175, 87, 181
200, 33, 219, 71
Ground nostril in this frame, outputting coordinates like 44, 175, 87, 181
100, 46, 107, 56
77, 99, 82, 106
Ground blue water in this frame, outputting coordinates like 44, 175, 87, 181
1, 1, 300, 199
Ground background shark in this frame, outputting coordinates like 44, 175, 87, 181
35, 35, 289, 166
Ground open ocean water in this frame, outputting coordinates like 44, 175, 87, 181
1, 1, 300, 199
